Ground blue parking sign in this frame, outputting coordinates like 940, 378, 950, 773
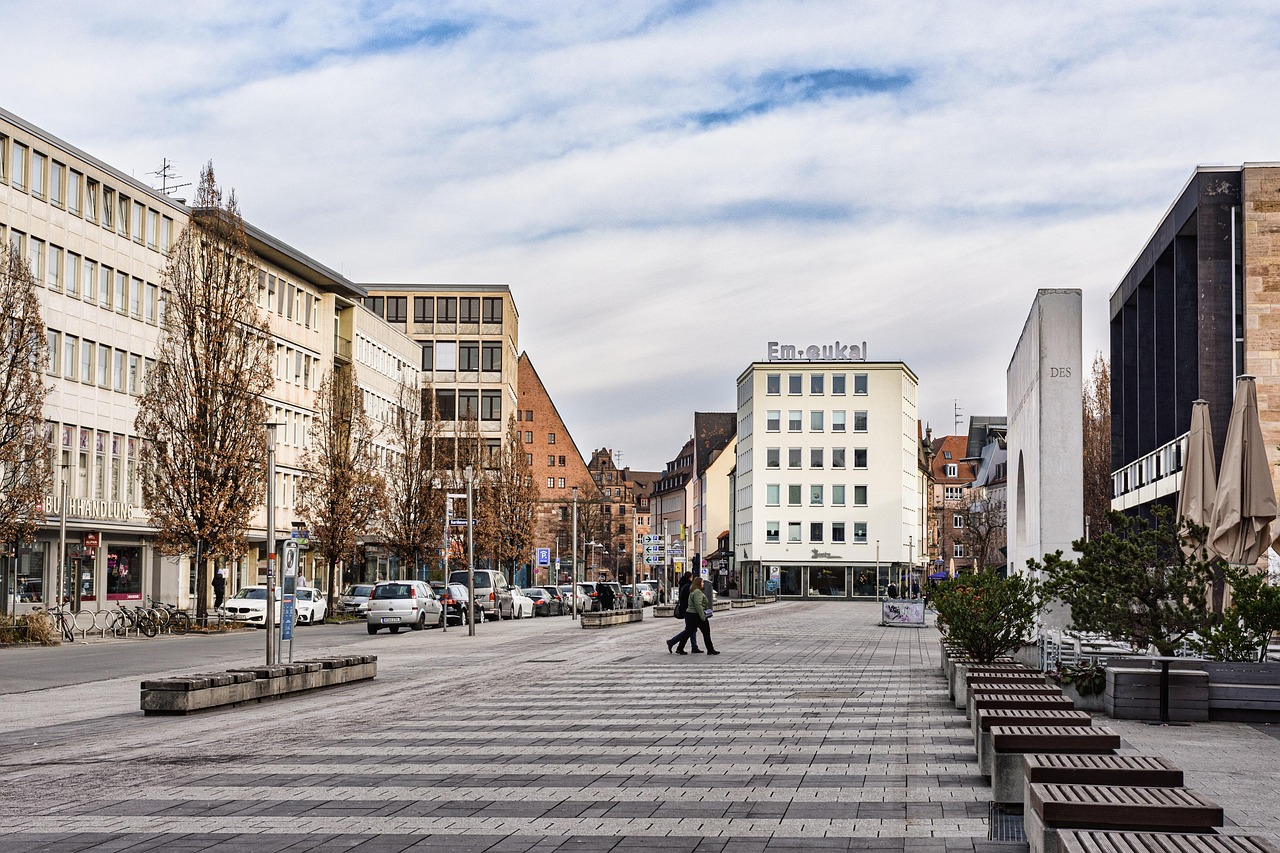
536, 548, 551, 566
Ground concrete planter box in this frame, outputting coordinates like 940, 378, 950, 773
1053, 679, 1105, 712
653, 604, 676, 618
580, 608, 644, 628
730, 599, 756, 608
1104, 666, 1209, 722
140, 655, 377, 715
1201, 660, 1280, 722
754, 595, 778, 604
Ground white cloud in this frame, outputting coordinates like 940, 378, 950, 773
9, 0, 1280, 462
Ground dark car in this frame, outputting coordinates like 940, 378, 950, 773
537, 585, 567, 615
523, 587, 558, 617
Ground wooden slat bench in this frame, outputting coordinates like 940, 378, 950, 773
969, 690, 1076, 739
956, 667, 1047, 708
1026, 785, 1224, 853
1017, 754, 1182, 811
977, 708, 1094, 776
1059, 831, 1277, 853
944, 652, 1019, 689
989, 724, 1122, 803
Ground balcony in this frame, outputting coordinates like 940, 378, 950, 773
334, 334, 353, 364
1111, 431, 1186, 512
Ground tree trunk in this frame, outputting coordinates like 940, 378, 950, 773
1212, 565, 1226, 617
194, 539, 208, 620
327, 555, 338, 613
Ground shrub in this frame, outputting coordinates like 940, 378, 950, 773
1048, 659, 1108, 696
932, 570, 1043, 663
0, 612, 58, 645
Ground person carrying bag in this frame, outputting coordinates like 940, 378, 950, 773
666, 571, 702, 654
685, 576, 719, 655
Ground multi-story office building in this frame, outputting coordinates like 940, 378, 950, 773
360, 284, 519, 470
735, 357, 921, 599
0, 108, 421, 610
1110, 164, 1280, 518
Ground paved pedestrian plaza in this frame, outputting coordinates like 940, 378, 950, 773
1, 602, 1278, 851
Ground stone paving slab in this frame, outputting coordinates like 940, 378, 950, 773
1, 601, 1278, 851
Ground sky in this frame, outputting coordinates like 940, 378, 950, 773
7, 1, 1280, 468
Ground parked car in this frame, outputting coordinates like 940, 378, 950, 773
224, 586, 286, 627
295, 587, 327, 624
438, 582, 475, 625
537, 585, 567, 615
366, 580, 443, 634
633, 582, 657, 606
507, 587, 535, 619
524, 587, 559, 617
576, 581, 601, 611
559, 584, 590, 613
448, 569, 512, 621
337, 583, 375, 617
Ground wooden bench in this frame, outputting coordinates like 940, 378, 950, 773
990, 724, 1122, 804
969, 691, 1075, 740
1202, 661, 1280, 722
1027, 784, 1224, 853
943, 651, 1017, 692
1105, 667, 1209, 722
1017, 754, 1182, 811
1059, 831, 1278, 853
975, 708, 1094, 777
955, 666, 1044, 707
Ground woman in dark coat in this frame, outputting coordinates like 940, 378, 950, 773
665, 572, 702, 654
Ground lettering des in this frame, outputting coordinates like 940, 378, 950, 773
767, 340, 868, 362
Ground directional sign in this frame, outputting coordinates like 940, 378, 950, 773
668, 548, 684, 557
536, 548, 551, 566
643, 534, 663, 544
644, 545, 665, 555
449, 519, 474, 527
644, 555, 664, 565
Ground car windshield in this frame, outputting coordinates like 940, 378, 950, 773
343, 585, 374, 598
232, 588, 267, 600
450, 572, 491, 589
372, 584, 414, 600
522, 589, 543, 597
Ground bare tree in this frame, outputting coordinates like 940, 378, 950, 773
297, 366, 385, 611
959, 488, 1007, 571
135, 164, 271, 619
0, 246, 51, 610
383, 377, 445, 582
1082, 353, 1112, 538
482, 415, 538, 581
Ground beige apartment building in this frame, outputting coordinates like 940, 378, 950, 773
0, 107, 421, 611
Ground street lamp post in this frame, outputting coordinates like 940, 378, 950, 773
444, 491, 466, 632
571, 486, 578, 620
265, 422, 278, 666
465, 466, 475, 637
57, 464, 68, 609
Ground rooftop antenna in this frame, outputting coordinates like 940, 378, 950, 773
953, 400, 964, 435
149, 159, 192, 199
613, 450, 623, 469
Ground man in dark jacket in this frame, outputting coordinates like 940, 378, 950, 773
665, 572, 702, 654
598, 582, 616, 611
212, 570, 227, 610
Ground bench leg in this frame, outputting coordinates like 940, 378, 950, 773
1024, 805, 1057, 853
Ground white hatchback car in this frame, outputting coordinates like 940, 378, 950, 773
366, 581, 443, 634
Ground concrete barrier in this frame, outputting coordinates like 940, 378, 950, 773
140, 655, 377, 715
581, 608, 644, 628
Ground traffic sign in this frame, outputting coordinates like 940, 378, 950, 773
536, 548, 551, 566
449, 519, 473, 527
644, 555, 664, 565
644, 544, 664, 555
643, 534, 663, 544
668, 548, 684, 556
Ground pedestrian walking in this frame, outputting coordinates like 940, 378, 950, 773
887, 581, 898, 600
212, 569, 227, 610
911, 580, 920, 599
666, 571, 703, 654
685, 576, 718, 655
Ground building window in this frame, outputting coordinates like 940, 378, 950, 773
145, 283, 158, 323
31, 151, 46, 199
458, 390, 478, 420
788, 447, 801, 469
161, 217, 173, 253
853, 522, 868, 544
810, 410, 823, 431
46, 245, 61, 290
525, 409, 533, 421
548, 477, 555, 489
945, 463, 958, 477
459, 341, 480, 371
481, 341, 502, 372
853, 448, 868, 469
548, 433, 556, 445
810, 522, 823, 543
945, 485, 963, 500
766, 484, 780, 506
435, 341, 456, 371
459, 297, 481, 323
788, 410, 802, 431
46, 330, 59, 375
832, 484, 845, 506
787, 522, 802, 543
766, 522, 780, 544
27, 238, 44, 283
558, 455, 565, 466
766, 373, 780, 395
853, 484, 867, 506
954, 543, 966, 558
810, 484, 823, 505
810, 374, 824, 394
854, 373, 868, 394
132, 201, 144, 243
147, 209, 159, 249
766, 448, 780, 469
831, 522, 846, 543
80, 339, 94, 383
62, 335, 77, 380
526, 453, 533, 465
436, 389, 457, 420
481, 390, 501, 421
853, 411, 868, 432
766, 410, 780, 432
9, 142, 26, 190
436, 297, 457, 322
385, 296, 407, 323
548, 455, 556, 466
128, 354, 140, 394
810, 448, 823, 469
50, 160, 65, 207
831, 448, 845, 469
413, 296, 433, 323
787, 484, 801, 506
482, 297, 503, 323
954, 513, 965, 529
831, 410, 846, 433
97, 344, 110, 387
557, 477, 565, 489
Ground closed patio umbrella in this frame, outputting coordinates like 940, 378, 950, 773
1177, 399, 1216, 555
1209, 375, 1277, 567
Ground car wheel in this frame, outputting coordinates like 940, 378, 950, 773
437, 610, 445, 629
390, 625, 400, 634
411, 612, 426, 631
317, 613, 325, 625
367, 624, 378, 635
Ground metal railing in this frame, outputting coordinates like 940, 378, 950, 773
1111, 431, 1187, 504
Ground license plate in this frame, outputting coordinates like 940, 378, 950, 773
381, 617, 401, 624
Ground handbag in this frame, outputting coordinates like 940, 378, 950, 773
674, 602, 686, 619
704, 608, 714, 619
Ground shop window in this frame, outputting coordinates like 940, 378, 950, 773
106, 546, 143, 601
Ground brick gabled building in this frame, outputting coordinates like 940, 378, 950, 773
517, 353, 600, 582
930, 434, 978, 574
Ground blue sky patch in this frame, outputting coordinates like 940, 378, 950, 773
695, 67, 913, 127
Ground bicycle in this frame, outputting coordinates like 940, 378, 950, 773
150, 601, 191, 635
32, 603, 75, 644
110, 604, 158, 638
